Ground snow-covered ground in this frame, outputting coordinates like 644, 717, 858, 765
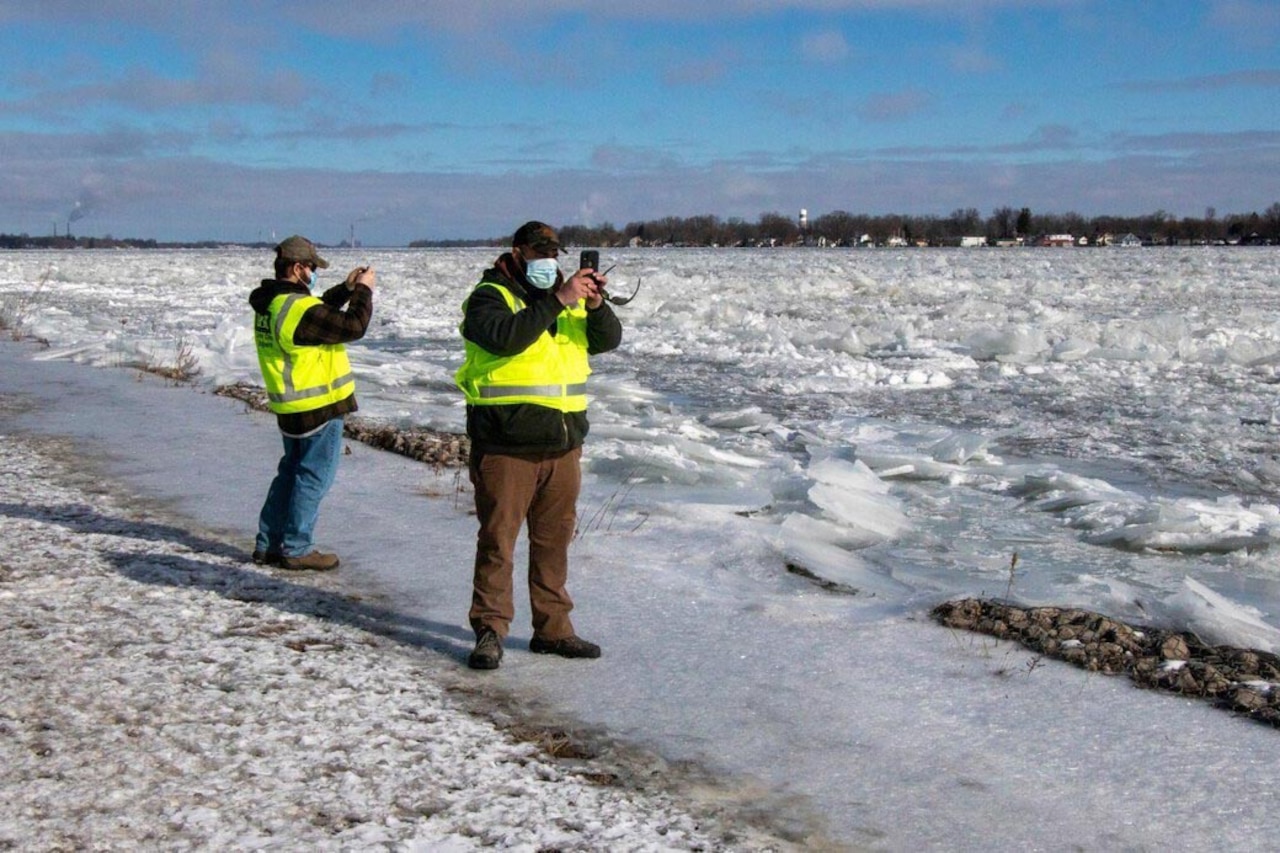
5, 246, 1280, 848
0, 390, 784, 851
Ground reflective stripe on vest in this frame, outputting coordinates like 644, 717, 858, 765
477, 382, 588, 399
455, 282, 590, 412
255, 293, 356, 414
268, 371, 355, 405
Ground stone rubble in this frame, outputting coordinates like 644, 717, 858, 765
932, 598, 1280, 728
214, 382, 470, 469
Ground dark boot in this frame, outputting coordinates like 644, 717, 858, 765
468, 629, 504, 670
251, 549, 283, 566
529, 635, 601, 659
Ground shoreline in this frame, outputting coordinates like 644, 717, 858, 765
219, 378, 1280, 730
0, 402, 806, 850
7, 336, 1280, 847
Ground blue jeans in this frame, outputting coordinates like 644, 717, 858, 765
255, 417, 344, 557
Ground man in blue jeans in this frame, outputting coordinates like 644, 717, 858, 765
249, 235, 375, 571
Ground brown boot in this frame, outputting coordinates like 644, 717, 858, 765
529, 635, 601, 659
280, 550, 340, 571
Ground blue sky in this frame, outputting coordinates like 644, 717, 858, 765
1, 0, 1277, 245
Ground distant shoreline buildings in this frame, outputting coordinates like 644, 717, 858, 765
4, 202, 1278, 250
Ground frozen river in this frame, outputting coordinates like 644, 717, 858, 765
5, 245, 1280, 847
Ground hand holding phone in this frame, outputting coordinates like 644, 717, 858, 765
348, 266, 375, 290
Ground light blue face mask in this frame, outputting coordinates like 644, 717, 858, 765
306, 268, 320, 290
524, 257, 559, 290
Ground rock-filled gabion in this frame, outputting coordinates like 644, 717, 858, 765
932, 598, 1280, 728
214, 381, 270, 411
214, 382, 469, 468
342, 419, 469, 469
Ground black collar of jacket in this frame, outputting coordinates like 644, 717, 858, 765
250, 277, 311, 314
268, 277, 310, 294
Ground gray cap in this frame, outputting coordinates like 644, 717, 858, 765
275, 235, 330, 269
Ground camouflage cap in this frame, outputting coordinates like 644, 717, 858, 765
275, 235, 330, 269
511, 221, 560, 251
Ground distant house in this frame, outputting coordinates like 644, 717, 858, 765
1038, 234, 1075, 247
960, 236, 987, 248
1116, 233, 1142, 248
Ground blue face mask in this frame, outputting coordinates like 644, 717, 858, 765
307, 268, 319, 290
524, 257, 559, 290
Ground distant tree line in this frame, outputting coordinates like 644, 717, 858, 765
6, 202, 1279, 250
413, 203, 1280, 248
0, 234, 264, 250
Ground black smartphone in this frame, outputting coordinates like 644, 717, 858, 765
579, 250, 599, 271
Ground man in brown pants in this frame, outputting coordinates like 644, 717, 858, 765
454, 221, 623, 669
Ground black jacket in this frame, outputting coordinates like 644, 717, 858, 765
461, 254, 622, 455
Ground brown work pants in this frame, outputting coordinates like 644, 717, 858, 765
468, 448, 581, 642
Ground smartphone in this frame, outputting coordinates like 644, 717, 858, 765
579, 250, 599, 272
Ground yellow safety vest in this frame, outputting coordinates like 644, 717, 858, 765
455, 283, 590, 412
254, 293, 355, 415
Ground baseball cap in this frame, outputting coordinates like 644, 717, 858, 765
275, 235, 330, 269
511, 221, 560, 252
